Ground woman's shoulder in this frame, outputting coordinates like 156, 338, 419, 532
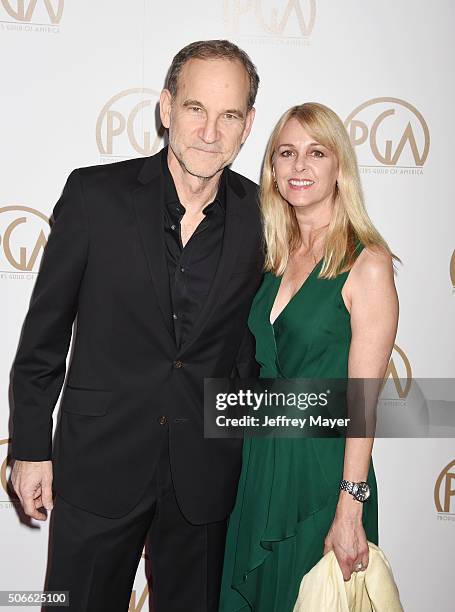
353, 244, 394, 281
342, 246, 395, 308
342, 244, 397, 313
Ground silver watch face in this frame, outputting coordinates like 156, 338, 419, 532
355, 482, 370, 502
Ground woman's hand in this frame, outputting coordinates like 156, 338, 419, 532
323, 493, 369, 581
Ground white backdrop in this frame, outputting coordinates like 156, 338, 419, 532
1, 1, 454, 610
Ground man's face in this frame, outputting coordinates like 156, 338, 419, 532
160, 58, 255, 179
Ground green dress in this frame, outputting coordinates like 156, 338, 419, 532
219, 249, 378, 612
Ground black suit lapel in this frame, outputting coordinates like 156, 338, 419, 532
132, 153, 175, 343
177, 170, 249, 357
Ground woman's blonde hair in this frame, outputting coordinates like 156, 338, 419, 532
260, 102, 399, 277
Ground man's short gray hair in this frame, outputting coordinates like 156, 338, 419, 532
166, 39, 260, 110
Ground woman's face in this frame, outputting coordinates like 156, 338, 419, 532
273, 117, 339, 211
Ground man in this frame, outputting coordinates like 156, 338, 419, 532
11, 40, 263, 611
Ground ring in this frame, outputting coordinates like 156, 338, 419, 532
354, 562, 365, 571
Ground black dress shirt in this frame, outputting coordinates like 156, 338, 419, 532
161, 152, 226, 348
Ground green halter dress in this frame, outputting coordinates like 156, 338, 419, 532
219, 246, 378, 612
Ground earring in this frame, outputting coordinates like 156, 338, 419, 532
272, 167, 278, 189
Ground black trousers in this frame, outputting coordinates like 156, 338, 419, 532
44, 429, 228, 612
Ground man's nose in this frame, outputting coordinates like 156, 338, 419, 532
199, 117, 219, 144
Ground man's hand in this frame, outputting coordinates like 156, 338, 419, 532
11, 460, 53, 521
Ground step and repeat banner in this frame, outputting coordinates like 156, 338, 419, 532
1, 1, 454, 610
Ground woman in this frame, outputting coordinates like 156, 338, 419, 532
219, 103, 399, 611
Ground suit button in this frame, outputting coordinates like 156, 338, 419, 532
173, 360, 184, 369
159, 415, 167, 425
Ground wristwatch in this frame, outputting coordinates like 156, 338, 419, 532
339, 480, 371, 502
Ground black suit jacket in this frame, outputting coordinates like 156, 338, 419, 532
11, 147, 264, 522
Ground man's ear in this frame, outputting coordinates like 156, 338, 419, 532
241, 107, 256, 145
160, 89, 172, 129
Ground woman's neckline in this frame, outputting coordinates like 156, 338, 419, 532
269, 258, 323, 326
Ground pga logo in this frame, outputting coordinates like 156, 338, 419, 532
0, 0, 64, 24
0, 206, 50, 272
345, 97, 430, 168
96, 88, 164, 159
224, 0, 316, 39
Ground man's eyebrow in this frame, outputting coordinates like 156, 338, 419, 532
225, 108, 245, 119
182, 99, 205, 108
182, 99, 245, 119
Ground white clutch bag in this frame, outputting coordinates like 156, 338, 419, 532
293, 542, 404, 612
